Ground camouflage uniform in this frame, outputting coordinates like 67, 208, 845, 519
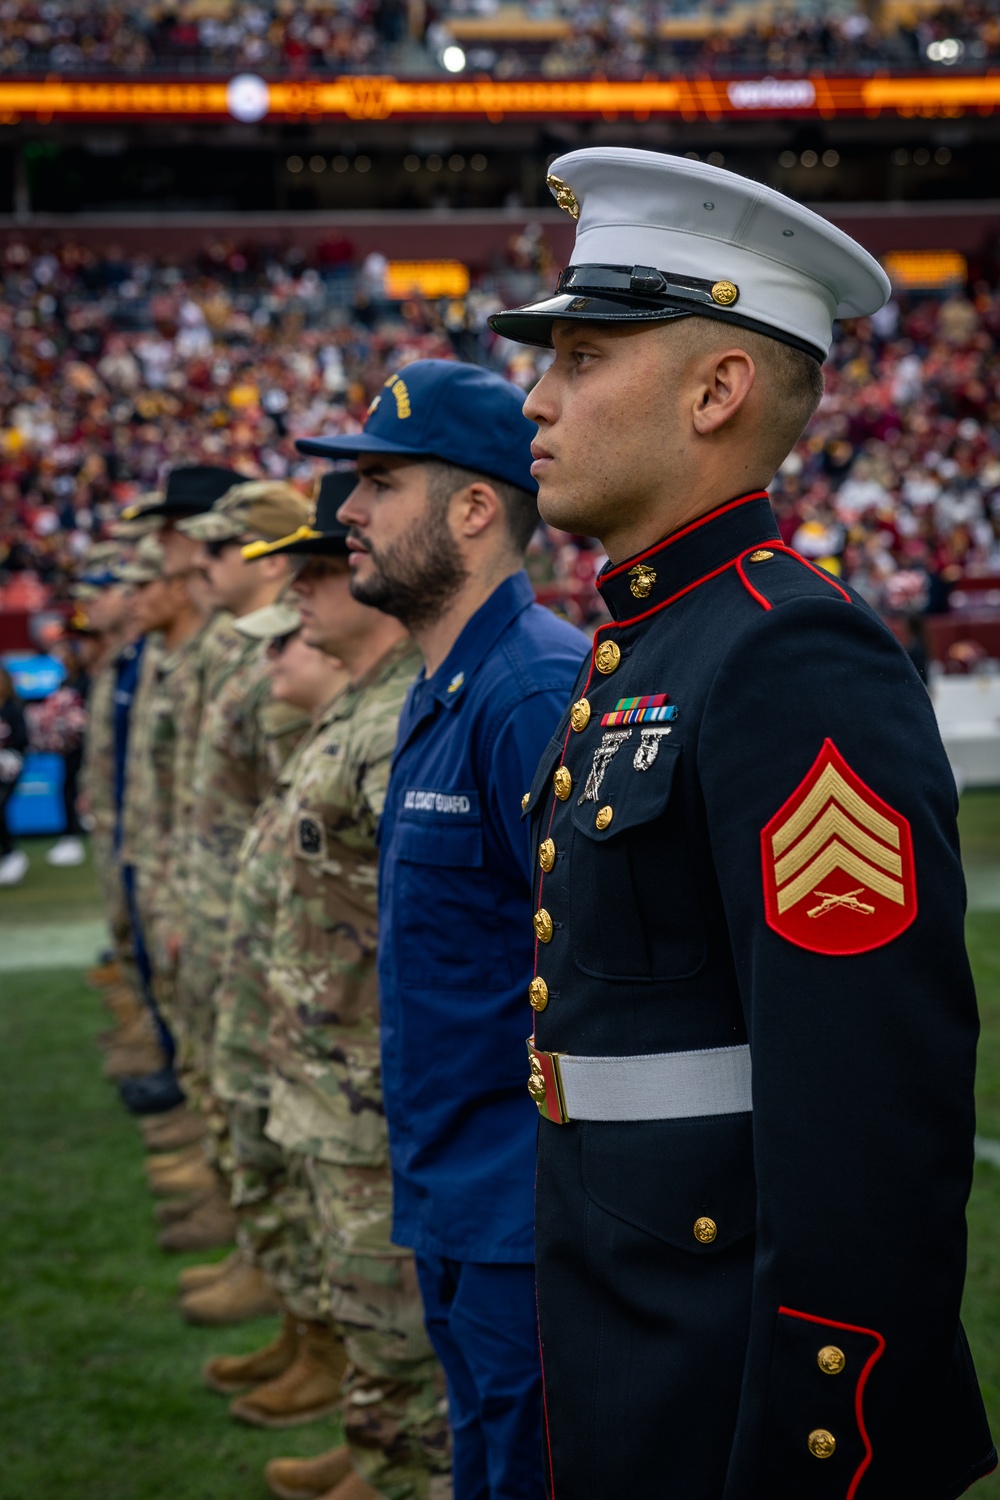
213, 736, 312, 1296
261, 640, 450, 1499
120, 629, 165, 940
176, 625, 309, 1103
81, 653, 131, 963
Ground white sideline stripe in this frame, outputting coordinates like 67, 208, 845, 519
0, 919, 107, 972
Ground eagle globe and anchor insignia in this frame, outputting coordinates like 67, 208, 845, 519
628, 563, 657, 600
761, 739, 917, 955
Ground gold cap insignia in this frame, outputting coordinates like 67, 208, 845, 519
547, 174, 580, 221
628, 564, 657, 600
711, 280, 739, 306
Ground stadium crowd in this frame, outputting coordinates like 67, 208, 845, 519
0, 0, 996, 78
0, 234, 998, 634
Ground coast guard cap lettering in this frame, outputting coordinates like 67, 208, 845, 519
296, 358, 538, 494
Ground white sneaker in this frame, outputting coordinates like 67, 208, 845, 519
0, 849, 28, 886
46, 836, 85, 867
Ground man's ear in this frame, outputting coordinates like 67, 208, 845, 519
691, 348, 756, 437
453, 481, 501, 541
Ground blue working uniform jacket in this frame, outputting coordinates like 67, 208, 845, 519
378, 570, 589, 1262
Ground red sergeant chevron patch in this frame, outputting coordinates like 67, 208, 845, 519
760, 739, 917, 956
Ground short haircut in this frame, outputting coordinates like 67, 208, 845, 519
669, 316, 825, 476
424, 460, 540, 554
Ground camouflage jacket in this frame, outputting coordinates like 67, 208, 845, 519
80, 654, 117, 842
265, 638, 420, 1168
180, 626, 310, 992
120, 631, 165, 873
212, 733, 311, 1109
167, 611, 240, 927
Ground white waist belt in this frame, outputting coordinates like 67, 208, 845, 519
558, 1043, 752, 1122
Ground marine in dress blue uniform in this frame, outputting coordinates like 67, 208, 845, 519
489, 149, 996, 1498
296, 361, 590, 1500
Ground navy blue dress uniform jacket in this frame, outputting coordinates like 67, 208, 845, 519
378, 570, 589, 1262
521, 492, 995, 1499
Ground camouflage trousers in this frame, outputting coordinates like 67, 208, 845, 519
92, 830, 140, 993
228, 1108, 451, 1499
307, 1157, 451, 1500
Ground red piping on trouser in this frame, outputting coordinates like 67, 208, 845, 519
778, 1305, 886, 1500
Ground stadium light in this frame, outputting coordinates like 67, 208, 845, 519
442, 45, 467, 73
926, 38, 964, 63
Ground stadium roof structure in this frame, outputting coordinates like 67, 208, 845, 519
0, 73, 997, 125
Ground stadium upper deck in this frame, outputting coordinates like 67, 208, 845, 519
0, 0, 994, 78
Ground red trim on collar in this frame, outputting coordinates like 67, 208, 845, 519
598, 491, 771, 585
778, 1305, 886, 1500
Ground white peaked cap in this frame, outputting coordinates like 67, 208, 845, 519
489, 147, 891, 361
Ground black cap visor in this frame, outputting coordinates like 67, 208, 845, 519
489, 262, 826, 361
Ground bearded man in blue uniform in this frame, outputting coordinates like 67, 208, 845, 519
489, 149, 996, 1499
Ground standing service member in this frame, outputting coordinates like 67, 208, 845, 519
298, 360, 589, 1500
488, 147, 996, 1499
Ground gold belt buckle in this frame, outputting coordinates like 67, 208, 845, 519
526, 1040, 569, 1125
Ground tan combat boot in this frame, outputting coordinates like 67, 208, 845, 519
154, 1187, 214, 1226
204, 1311, 300, 1396
264, 1445, 353, 1500
141, 1109, 206, 1152
98, 1013, 153, 1050
102, 983, 144, 1022
181, 1258, 281, 1325
147, 1156, 217, 1199
86, 958, 123, 989
318, 1472, 380, 1500
102, 1039, 166, 1081
158, 1192, 236, 1252
146, 1143, 206, 1179
229, 1321, 347, 1428
178, 1249, 240, 1294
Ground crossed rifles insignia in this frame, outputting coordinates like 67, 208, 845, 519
760, 739, 917, 955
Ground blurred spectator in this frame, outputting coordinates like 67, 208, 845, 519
0, 0, 996, 78
3, 235, 1000, 644
26, 638, 89, 865
0, 663, 28, 886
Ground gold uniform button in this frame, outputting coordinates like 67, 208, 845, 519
533, 909, 554, 943
693, 1217, 717, 1244
570, 698, 591, 732
595, 806, 613, 831
528, 977, 549, 1011
807, 1430, 836, 1460
539, 838, 556, 873
749, 549, 774, 563
594, 640, 621, 674
817, 1346, 846, 1376
711, 279, 739, 306
521, 792, 530, 812
553, 766, 573, 800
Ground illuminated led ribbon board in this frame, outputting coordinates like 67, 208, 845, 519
1, 74, 1000, 123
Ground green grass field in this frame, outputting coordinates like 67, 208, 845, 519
1, 808, 999, 1498
0, 839, 340, 1500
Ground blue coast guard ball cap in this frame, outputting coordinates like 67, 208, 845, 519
296, 359, 538, 494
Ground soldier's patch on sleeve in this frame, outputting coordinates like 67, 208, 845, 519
760, 738, 917, 955
297, 815, 324, 860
